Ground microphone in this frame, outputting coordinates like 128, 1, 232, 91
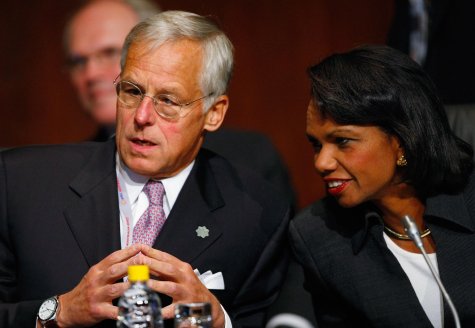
401, 215, 461, 328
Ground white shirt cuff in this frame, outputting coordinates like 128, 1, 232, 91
221, 304, 233, 328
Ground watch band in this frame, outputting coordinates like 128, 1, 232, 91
43, 320, 60, 328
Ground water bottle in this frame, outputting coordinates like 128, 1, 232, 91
174, 302, 212, 328
117, 265, 163, 328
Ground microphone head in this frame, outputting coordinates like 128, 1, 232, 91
401, 215, 424, 248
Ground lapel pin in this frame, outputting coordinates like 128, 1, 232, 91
196, 226, 209, 238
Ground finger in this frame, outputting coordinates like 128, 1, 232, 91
160, 304, 176, 320
106, 252, 152, 283
140, 251, 195, 283
140, 246, 180, 264
98, 281, 130, 303
99, 244, 144, 268
145, 258, 179, 281
98, 303, 120, 321
147, 279, 182, 298
89, 246, 144, 285
147, 278, 211, 306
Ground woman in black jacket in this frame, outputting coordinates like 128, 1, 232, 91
290, 44, 474, 328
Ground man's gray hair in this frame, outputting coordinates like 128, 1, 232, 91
121, 10, 234, 111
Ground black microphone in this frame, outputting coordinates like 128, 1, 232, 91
401, 215, 461, 328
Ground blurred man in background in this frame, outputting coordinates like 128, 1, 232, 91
65, 0, 160, 141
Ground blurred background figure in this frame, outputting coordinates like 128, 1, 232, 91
63, 0, 296, 207
64, 0, 161, 141
387, 0, 475, 152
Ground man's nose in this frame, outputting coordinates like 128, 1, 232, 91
134, 97, 157, 126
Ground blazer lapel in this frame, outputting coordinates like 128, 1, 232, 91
154, 151, 224, 264
64, 140, 121, 267
355, 219, 433, 325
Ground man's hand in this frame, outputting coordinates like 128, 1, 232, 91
139, 246, 225, 328
55, 244, 145, 327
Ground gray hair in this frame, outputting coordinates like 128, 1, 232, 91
121, 10, 234, 111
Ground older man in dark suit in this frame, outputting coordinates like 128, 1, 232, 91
63, 0, 296, 208
0, 11, 290, 328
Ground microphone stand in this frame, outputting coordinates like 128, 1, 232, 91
401, 215, 461, 328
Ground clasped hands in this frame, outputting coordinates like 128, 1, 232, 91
51, 244, 225, 328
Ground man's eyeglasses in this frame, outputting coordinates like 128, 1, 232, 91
114, 78, 213, 120
67, 47, 122, 74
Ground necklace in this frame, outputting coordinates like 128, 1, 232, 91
384, 225, 431, 240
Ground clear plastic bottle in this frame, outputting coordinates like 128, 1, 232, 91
117, 265, 163, 328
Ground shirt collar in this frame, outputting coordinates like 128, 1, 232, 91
115, 153, 194, 208
351, 192, 475, 254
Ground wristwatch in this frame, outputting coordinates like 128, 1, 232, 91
37, 295, 60, 327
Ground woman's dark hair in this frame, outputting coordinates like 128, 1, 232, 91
308, 44, 473, 197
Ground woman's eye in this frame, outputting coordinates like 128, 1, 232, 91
309, 140, 322, 152
307, 136, 319, 151
336, 137, 350, 145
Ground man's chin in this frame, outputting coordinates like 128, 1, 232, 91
127, 159, 163, 177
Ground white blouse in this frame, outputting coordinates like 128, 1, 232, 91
384, 233, 443, 328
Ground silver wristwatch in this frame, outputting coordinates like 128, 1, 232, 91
37, 295, 60, 327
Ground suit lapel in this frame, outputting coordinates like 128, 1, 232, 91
154, 150, 224, 264
425, 191, 475, 327
429, 224, 475, 327
64, 140, 121, 267
355, 220, 433, 325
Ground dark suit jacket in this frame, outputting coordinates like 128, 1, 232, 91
90, 127, 296, 211
290, 173, 475, 327
0, 140, 290, 327
203, 128, 296, 210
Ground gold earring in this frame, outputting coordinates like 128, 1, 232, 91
397, 155, 407, 167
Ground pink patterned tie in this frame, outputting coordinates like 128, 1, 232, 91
132, 180, 166, 246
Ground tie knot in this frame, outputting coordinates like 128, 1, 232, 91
144, 180, 165, 206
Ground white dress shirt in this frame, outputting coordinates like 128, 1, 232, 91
116, 154, 193, 246
115, 154, 232, 327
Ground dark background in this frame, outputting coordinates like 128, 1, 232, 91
0, 0, 394, 209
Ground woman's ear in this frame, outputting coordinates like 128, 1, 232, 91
204, 95, 229, 132
394, 138, 408, 167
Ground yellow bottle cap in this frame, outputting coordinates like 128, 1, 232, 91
128, 265, 150, 282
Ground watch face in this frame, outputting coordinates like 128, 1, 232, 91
38, 298, 57, 321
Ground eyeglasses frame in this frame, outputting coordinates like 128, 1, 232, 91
113, 75, 214, 120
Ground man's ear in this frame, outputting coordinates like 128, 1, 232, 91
204, 95, 228, 132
